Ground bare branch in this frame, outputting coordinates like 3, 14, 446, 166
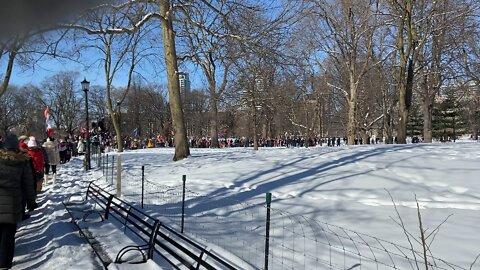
386, 189, 420, 270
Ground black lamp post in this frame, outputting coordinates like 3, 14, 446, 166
81, 78, 91, 170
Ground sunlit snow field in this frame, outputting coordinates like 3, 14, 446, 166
12, 140, 480, 269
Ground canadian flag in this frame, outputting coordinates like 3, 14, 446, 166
44, 107, 54, 137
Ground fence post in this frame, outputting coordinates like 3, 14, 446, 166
111, 155, 115, 185
181, 174, 186, 233
105, 154, 109, 179
93, 145, 96, 165
97, 146, 101, 167
116, 153, 122, 197
141, 165, 145, 209
264, 192, 272, 270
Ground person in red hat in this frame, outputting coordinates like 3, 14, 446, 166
27, 137, 45, 192
18, 135, 28, 151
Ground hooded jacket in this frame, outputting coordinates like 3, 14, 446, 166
42, 140, 60, 165
0, 149, 36, 223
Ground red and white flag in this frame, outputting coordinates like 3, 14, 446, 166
44, 107, 54, 137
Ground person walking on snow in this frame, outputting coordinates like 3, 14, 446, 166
76, 136, 85, 155
0, 134, 37, 269
27, 137, 45, 193
58, 140, 67, 163
42, 137, 60, 185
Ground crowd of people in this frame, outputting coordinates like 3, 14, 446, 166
0, 129, 111, 268
0, 132, 72, 268
90, 133, 386, 152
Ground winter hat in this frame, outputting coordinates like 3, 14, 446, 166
27, 136, 38, 148
18, 135, 28, 142
3, 134, 19, 150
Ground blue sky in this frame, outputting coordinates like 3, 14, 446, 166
10, 58, 106, 87
7, 50, 205, 90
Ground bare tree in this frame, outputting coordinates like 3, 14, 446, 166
234, 53, 280, 150
41, 72, 83, 136
157, 0, 190, 159
185, 89, 210, 137
74, 4, 157, 152
144, 84, 171, 137
284, 54, 319, 145
123, 78, 172, 139
415, 0, 473, 143
1, 3, 94, 99
63, 0, 299, 158
0, 86, 22, 136
459, 3, 480, 140
1, 84, 45, 137
460, 84, 480, 140
306, 0, 380, 145
0, 1, 87, 97
385, 0, 441, 144
0, 38, 22, 98
62, 0, 190, 159
178, 2, 235, 148
88, 85, 108, 125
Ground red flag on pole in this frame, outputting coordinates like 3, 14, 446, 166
44, 107, 49, 119
45, 106, 54, 137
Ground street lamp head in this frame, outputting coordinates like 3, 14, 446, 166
81, 78, 90, 92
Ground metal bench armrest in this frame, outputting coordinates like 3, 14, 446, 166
115, 244, 149, 264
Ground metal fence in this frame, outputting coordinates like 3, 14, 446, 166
93, 153, 470, 270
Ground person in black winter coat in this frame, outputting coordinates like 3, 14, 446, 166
0, 134, 37, 269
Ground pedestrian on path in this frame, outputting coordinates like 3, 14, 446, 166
27, 137, 45, 193
43, 137, 60, 185
0, 134, 37, 269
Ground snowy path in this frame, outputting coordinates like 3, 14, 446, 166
13, 159, 103, 270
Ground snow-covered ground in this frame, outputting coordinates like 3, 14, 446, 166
12, 141, 480, 269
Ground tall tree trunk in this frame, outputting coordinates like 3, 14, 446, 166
209, 92, 219, 148
158, 0, 190, 161
112, 106, 124, 152
473, 125, 479, 141
359, 129, 368, 144
347, 78, 357, 145
397, 90, 408, 144
253, 102, 258, 150
382, 92, 392, 144
304, 95, 311, 148
394, 0, 416, 145
0, 50, 16, 98
262, 123, 268, 139
397, 61, 409, 144
422, 99, 433, 143
347, 99, 356, 145
398, 58, 414, 144
423, 28, 442, 144
106, 64, 124, 152
384, 111, 393, 144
